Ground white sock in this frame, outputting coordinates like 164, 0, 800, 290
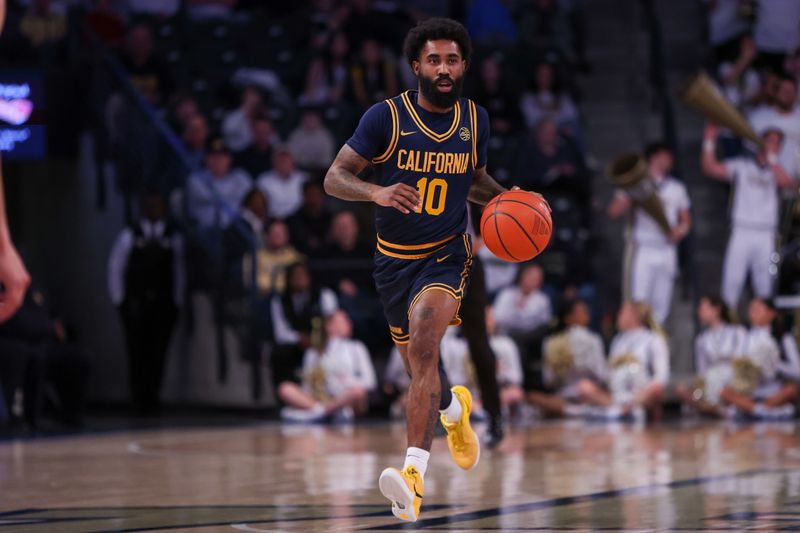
403, 447, 430, 477
440, 392, 463, 424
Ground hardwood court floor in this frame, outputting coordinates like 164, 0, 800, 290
3, 419, 800, 532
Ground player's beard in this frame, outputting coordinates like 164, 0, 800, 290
418, 73, 464, 110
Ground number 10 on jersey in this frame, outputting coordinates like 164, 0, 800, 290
415, 177, 448, 216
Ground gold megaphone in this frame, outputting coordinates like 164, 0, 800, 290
679, 71, 762, 147
608, 153, 672, 237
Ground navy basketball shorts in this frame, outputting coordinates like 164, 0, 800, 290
373, 233, 473, 345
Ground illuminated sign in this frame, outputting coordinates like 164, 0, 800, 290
0, 72, 45, 160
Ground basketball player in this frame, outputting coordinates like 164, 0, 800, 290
702, 124, 795, 310
0, 154, 31, 323
324, 18, 547, 522
607, 143, 692, 325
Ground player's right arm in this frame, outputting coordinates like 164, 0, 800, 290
324, 144, 421, 214
701, 123, 731, 180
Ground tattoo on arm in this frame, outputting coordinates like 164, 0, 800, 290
468, 167, 507, 206
324, 144, 380, 202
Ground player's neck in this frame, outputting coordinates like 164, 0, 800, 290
416, 90, 454, 114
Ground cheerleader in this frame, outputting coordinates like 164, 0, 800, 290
605, 301, 670, 421
720, 299, 797, 419
279, 310, 377, 422
676, 295, 745, 416
528, 299, 609, 417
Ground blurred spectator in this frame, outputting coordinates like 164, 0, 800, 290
278, 310, 376, 423
223, 188, 269, 288
785, 48, 800, 81
168, 91, 201, 134
748, 76, 800, 178
317, 210, 374, 297
187, 0, 237, 19
676, 295, 745, 416
477, 239, 519, 300
514, 119, 589, 218
720, 298, 797, 419
127, 0, 180, 18
515, 0, 573, 61
234, 113, 277, 179
607, 143, 691, 324
222, 86, 265, 152
249, 219, 303, 296
493, 263, 553, 358
340, 0, 412, 51
187, 136, 252, 228
702, 125, 794, 309
286, 180, 332, 256
484, 307, 525, 417
85, 0, 126, 48
350, 38, 398, 111
19, 0, 67, 48
257, 147, 308, 220
717, 35, 760, 110
270, 261, 338, 390
108, 191, 184, 415
470, 55, 522, 136
705, 0, 751, 64
465, 0, 517, 45
182, 114, 209, 167
383, 345, 410, 419
520, 62, 579, 135
299, 33, 351, 106
529, 298, 608, 417
287, 107, 336, 171
0, 286, 91, 428
119, 23, 174, 107
752, 0, 800, 73
606, 301, 669, 421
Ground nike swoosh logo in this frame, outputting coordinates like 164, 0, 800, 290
400, 130, 417, 136
436, 254, 451, 263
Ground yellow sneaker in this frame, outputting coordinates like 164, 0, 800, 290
378, 466, 424, 522
440, 385, 481, 470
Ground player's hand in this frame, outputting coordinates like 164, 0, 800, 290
511, 186, 552, 213
371, 183, 421, 214
0, 241, 31, 323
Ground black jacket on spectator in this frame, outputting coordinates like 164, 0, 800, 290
287, 207, 332, 256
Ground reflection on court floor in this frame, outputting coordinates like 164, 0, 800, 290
2, 421, 800, 532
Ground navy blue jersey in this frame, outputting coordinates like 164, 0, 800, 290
347, 90, 489, 257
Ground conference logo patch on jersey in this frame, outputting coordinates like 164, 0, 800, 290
459, 127, 470, 141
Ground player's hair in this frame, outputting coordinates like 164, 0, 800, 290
403, 17, 472, 67
701, 294, 732, 324
644, 142, 672, 160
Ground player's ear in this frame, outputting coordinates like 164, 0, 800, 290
411, 60, 420, 76
463, 59, 469, 72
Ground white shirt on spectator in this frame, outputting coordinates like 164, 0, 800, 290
748, 105, 800, 178
384, 346, 410, 389
187, 169, 252, 227
287, 128, 335, 170
520, 91, 579, 130
753, 0, 800, 53
222, 108, 253, 152
778, 333, 800, 382
302, 337, 377, 398
695, 323, 746, 374
742, 326, 781, 384
107, 219, 185, 307
629, 176, 691, 248
271, 288, 338, 345
543, 325, 607, 389
491, 334, 524, 386
493, 287, 552, 334
608, 327, 670, 385
257, 169, 308, 219
718, 62, 760, 109
478, 245, 518, 296
724, 157, 782, 230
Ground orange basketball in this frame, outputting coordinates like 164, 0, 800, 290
480, 190, 552, 262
